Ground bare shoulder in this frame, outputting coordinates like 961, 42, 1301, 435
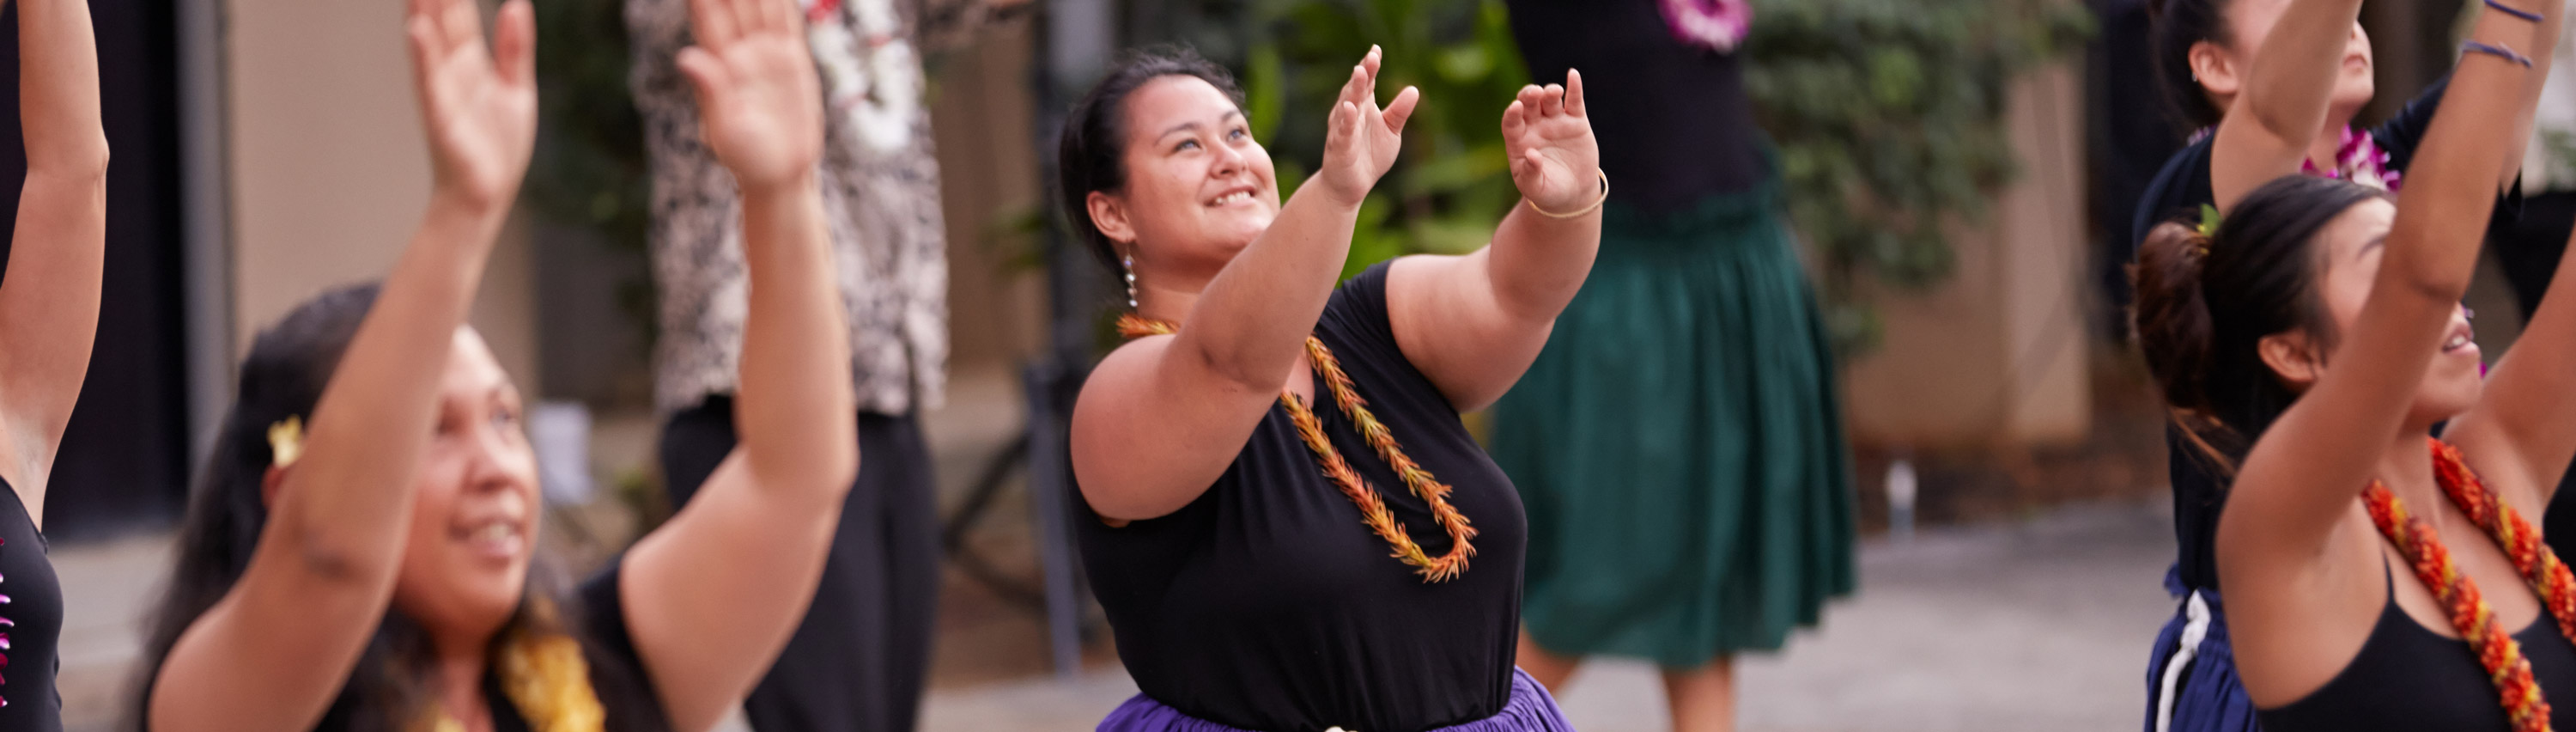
2226, 505, 2391, 708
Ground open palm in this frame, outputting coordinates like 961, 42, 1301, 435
680, 0, 825, 191
405, 0, 537, 210
1501, 70, 1600, 212
1315, 46, 1420, 207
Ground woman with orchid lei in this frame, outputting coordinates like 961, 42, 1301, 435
2136, 0, 2562, 730
131, 0, 862, 729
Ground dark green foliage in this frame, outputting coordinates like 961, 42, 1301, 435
526, 0, 656, 345
1238, 0, 1534, 278
1742, 0, 2093, 351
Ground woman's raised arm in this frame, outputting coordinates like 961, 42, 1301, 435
1388, 72, 1602, 412
1072, 48, 1419, 522
0, 0, 109, 522
2217, 4, 2549, 596
611, 0, 862, 726
2208, 0, 2365, 210
146, 1, 536, 729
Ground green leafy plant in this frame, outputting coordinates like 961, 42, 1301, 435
1741, 0, 2093, 352
527, 0, 656, 348
1236, 0, 1534, 278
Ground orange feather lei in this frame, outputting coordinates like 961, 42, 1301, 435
1119, 314, 1477, 582
2362, 438, 2576, 732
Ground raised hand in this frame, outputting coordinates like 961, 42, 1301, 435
1501, 70, 1601, 213
679, 0, 824, 192
404, 0, 537, 214
1315, 46, 1421, 207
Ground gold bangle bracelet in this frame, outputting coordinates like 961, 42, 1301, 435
1527, 171, 1610, 219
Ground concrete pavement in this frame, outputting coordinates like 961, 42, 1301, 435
58, 497, 2175, 732
912, 497, 2176, 732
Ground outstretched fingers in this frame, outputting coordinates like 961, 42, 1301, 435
1382, 85, 1420, 135
1516, 84, 1546, 120
404, 12, 444, 98
438, 0, 483, 56
1360, 45, 1382, 94
675, 46, 733, 107
690, 0, 741, 48
492, 0, 535, 87
1564, 69, 1586, 118
774, 0, 801, 34
1336, 58, 1370, 113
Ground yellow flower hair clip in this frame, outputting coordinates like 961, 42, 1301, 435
267, 416, 306, 468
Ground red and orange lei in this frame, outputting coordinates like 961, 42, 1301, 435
1120, 314, 1477, 582
2364, 438, 2576, 732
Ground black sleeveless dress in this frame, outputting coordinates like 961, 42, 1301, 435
0, 476, 63, 732
1075, 263, 1530, 732
2257, 563, 2576, 731
139, 562, 670, 732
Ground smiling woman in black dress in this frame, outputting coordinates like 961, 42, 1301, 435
1060, 45, 1603, 731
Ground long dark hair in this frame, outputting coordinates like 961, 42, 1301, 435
129, 284, 566, 732
2133, 175, 2391, 469
1054, 45, 1244, 288
2147, 0, 2236, 130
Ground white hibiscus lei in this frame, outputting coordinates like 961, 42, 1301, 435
804, 0, 921, 152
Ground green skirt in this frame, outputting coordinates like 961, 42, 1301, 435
1489, 181, 1856, 667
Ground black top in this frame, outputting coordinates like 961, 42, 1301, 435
0, 477, 63, 732
489, 562, 671, 732
1076, 264, 1529, 732
2129, 76, 2452, 253
2134, 76, 2524, 592
154, 560, 671, 732
2257, 564, 2576, 731
1504, 0, 1768, 212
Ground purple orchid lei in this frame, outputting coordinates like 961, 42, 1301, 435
1659, 0, 1752, 53
2302, 125, 2403, 192
2189, 125, 2403, 193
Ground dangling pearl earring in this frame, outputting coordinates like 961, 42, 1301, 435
1122, 255, 1139, 309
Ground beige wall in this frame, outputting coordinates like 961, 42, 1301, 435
928, 18, 1048, 375
225, 0, 539, 387
1840, 64, 2093, 448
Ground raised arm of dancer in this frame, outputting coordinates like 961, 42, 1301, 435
614, 0, 860, 727
1388, 73, 1601, 412
146, 1, 535, 730
2448, 223, 2576, 505
1073, 47, 1419, 522
2311, 0, 2568, 507
2492, 0, 2566, 192
2208, 0, 2364, 210
2216, 26, 2540, 593
0, 0, 108, 522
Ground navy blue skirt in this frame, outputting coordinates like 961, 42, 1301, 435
2144, 566, 2263, 732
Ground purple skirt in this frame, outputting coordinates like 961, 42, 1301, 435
1097, 668, 1576, 732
